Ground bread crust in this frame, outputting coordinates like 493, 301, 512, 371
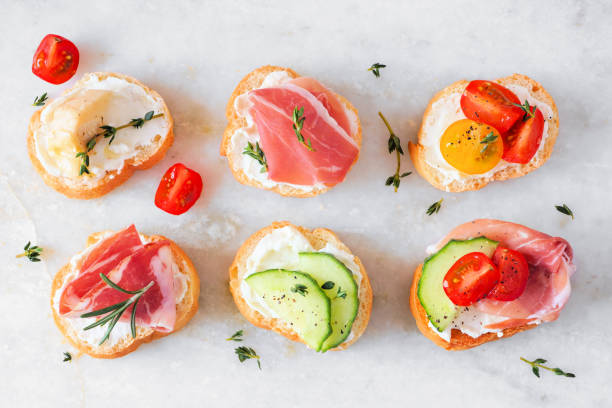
28, 72, 174, 199
221, 65, 362, 198
229, 221, 372, 351
409, 264, 535, 350
408, 74, 559, 192
51, 232, 199, 359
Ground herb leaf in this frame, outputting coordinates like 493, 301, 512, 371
242, 141, 268, 173
512, 100, 537, 121
335, 286, 347, 300
227, 330, 244, 342
33, 92, 48, 106
292, 107, 314, 151
63, 352, 72, 362
520, 357, 575, 379
479, 131, 498, 154
290, 283, 308, 296
16, 241, 43, 262
555, 204, 574, 219
368, 63, 386, 78
321, 281, 335, 290
379, 112, 410, 192
235, 346, 261, 369
426, 199, 443, 216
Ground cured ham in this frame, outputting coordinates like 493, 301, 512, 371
59, 226, 177, 332
432, 219, 575, 328
247, 78, 359, 186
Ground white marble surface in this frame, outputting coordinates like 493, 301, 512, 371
1, 1, 610, 406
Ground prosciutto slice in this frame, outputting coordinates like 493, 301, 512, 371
431, 219, 575, 329
247, 79, 358, 186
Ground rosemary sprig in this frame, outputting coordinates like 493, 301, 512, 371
63, 352, 72, 362
555, 204, 574, 219
480, 131, 498, 154
76, 111, 164, 176
33, 92, 48, 106
380, 112, 411, 192
235, 346, 261, 369
520, 357, 575, 378
226, 330, 244, 342
292, 107, 314, 151
368, 63, 386, 78
321, 281, 335, 290
243, 142, 268, 173
80, 273, 154, 345
16, 241, 43, 262
512, 100, 536, 121
426, 199, 443, 216
334, 286, 347, 300
291, 283, 308, 297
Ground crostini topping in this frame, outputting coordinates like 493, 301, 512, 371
154, 163, 203, 215
555, 204, 574, 219
487, 246, 529, 301
460, 80, 523, 134
32, 34, 79, 84
380, 112, 411, 191
32, 92, 48, 106
292, 106, 314, 151
513, 99, 537, 121
501, 106, 544, 164
242, 142, 267, 173
368, 63, 386, 78
16, 241, 43, 262
443, 252, 500, 306
440, 119, 503, 174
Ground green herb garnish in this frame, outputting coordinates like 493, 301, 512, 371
520, 357, 575, 378
321, 281, 335, 290
334, 286, 347, 300
512, 100, 537, 121
33, 92, 48, 106
242, 142, 268, 173
291, 283, 308, 296
479, 131, 498, 154
80, 273, 154, 345
227, 330, 244, 342
76, 111, 164, 176
292, 107, 314, 151
235, 346, 261, 369
555, 204, 574, 219
16, 241, 43, 262
380, 112, 411, 191
368, 63, 386, 78
426, 199, 443, 216
63, 352, 72, 362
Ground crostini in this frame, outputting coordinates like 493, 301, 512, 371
229, 222, 372, 351
409, 219, 575, 350
28, 72, 173, 199
409, 74, 559, 192
51, 225, 199, 359
221, 65, 362, 197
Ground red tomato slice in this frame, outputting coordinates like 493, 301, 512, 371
443, 252, 500, 306
460, 80, 523, 134
487, 246, 530, 301
155, 163, 203, 215
32, 34, 79, 84
502, 107, 544, 164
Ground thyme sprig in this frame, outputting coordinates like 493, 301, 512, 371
555, 204, 574, 219
80, 273, 154, 345
226, 330, 244, 342
380, 112, 411, 191
291, 283, 308, 296
512, 100, 536, 121
243, 142, 268, 173
33, 92, 48, 106
76, 111, 164, 176
63, 352, 72, 362
292, 107, 314, 151
426, 199, 443, 216
368, 63, 386, 78
334, 286, 347, 300
235, 346, 261, 369
16, 241, 43, 262
480, 131, 498, 154
520, 357, 575, 378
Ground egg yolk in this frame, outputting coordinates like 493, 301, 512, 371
439, 119, 503, 174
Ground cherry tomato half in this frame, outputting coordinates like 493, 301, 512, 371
32, 34, 80, 84
443, 252, 500, 306
460, 80, 523, 134
155, 163, 203, 215
487, 246, 530, 301
502, 107, 544, 164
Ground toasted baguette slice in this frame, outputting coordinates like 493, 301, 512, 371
221, 65, 362, 198
51, 231, 199, 359
408, 74, 559, 192
229, 221, 372, 350
409, 264, 535, 351
28, 72, 174, 199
